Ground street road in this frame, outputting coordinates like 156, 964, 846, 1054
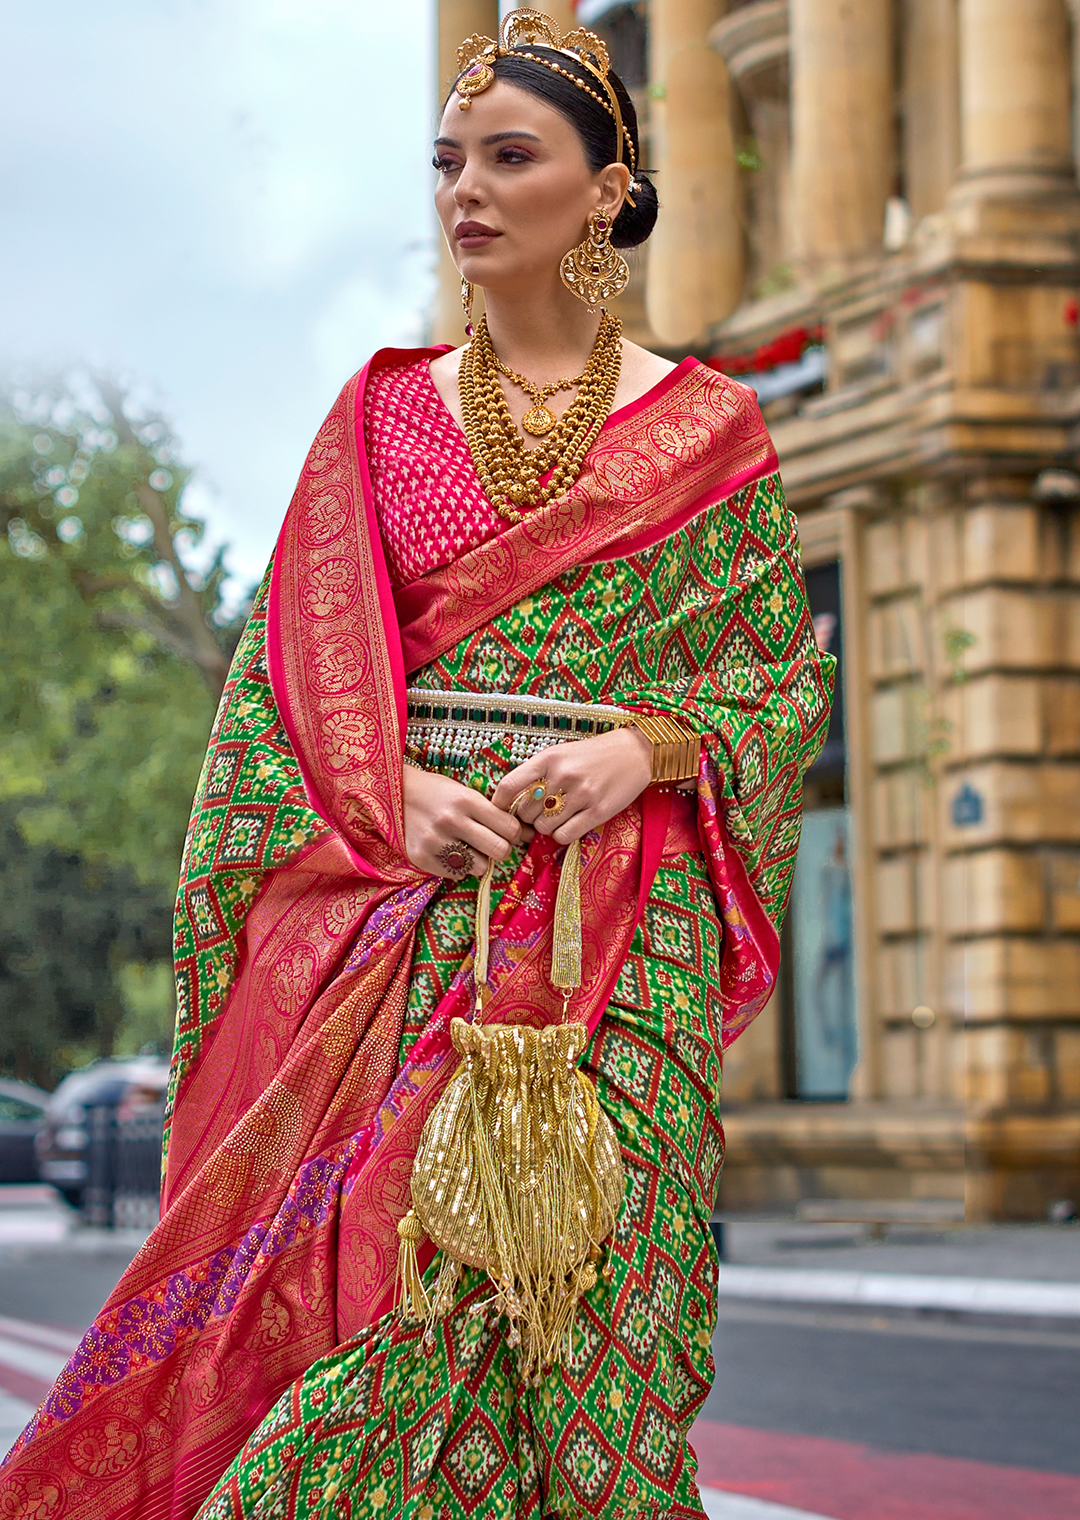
0, 1191, 1077, 1520
706, 1298, 1080, 1473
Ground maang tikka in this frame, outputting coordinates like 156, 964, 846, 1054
560, 209, 630, 308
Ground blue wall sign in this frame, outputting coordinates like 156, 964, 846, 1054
951, 782, 984, 827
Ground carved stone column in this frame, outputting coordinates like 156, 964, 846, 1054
953, 0, 1074, 203
710, 0, 793, 298
646, 0, 744, 346
902, 0, 961, 221
789, 0, 893, 269
1069, 0, 1080, 174
431, 0, 500, 346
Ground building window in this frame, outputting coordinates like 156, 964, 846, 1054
781, 560, 858, 1099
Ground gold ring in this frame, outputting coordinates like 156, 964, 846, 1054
436, 839, 473, 879
542, 788, 566, 818
508, 777, 547, 818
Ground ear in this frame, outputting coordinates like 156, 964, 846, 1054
597, 161, 631, 217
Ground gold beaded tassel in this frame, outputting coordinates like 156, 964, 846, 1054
396, 1208, 431, 1323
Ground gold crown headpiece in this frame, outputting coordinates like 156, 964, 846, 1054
454, 8, 639, 202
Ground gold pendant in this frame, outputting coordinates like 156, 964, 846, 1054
522, 404, 557, 436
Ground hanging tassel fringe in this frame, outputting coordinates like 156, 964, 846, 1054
550, 837, 582, 992
396, 1207, 430, 1323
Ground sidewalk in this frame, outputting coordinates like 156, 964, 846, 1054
698, 1218, 1080, 1518
717, 1217, 1080, 1281
714, 1217, 1080, 1319
700, 1491, 824, 1519
690, 1420, 1080, 1520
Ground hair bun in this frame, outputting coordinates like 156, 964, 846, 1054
612, 174, 658, 250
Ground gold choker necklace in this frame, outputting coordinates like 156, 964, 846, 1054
458, 312, 622, 523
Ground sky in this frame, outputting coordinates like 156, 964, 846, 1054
1, 0, 438, 595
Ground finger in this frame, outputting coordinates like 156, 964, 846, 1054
465, 794, 535, 845
550, 807, 604, 846
432, 845, 487, 881
531, 778, 595, 835
532, 800, 571, 836
454, 816, 527, 864
515, 796, 547, 829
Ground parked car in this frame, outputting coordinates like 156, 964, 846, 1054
36, 1058, 169, 1209
0, 1078, 50, 1184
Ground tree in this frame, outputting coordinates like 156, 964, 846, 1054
0, 372, 249, 1082
0, 805, 173, 1083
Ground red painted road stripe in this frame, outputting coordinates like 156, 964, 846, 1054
0, 1314, 79, 1354
689, 1419, 1080, 1520
0, 1361, 48, 1410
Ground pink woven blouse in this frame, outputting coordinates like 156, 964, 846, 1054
364, 357, 504, 589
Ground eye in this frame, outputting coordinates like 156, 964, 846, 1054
496, 146, 532, 164
432, 154, 459, 174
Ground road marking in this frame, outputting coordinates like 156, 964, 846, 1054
0, 1213, 69, 1246
0, 1389, 35, 1463
690, 1418, 1080, 1520
0, 1314, 80, 1355
700, 1487, 835, 1520
0, 1335, 68, 1384
718, 1264, 1080, 1318
0, 1316, 77, 1410
716, 1297, 1080, 1349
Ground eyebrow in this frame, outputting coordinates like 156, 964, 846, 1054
434, 131, 543, 148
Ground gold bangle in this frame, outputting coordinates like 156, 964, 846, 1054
627, 713, 700, 784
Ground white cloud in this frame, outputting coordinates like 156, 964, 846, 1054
0, 0, 438, 591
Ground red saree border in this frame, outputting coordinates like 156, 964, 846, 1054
270, 356, 418, 876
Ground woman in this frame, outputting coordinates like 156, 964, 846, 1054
1, 12, 832, 1519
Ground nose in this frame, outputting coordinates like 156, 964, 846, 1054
453, 156, 486, 210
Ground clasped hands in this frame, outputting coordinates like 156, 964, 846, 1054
402, 726, 656, 881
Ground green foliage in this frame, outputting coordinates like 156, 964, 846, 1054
0, 805, 173, 1084
0, 373, 249, 1082
736, 138, 763, 172
943, 625, 977, 683
754, 264, 797, 301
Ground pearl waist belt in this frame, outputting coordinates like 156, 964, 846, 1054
405, 687, 631, 767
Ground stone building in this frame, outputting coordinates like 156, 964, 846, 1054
431, 0, 1080, 1220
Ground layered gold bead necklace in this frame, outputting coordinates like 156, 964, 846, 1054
458, 310, 623, 523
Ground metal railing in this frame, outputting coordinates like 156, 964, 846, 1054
83, 1103, 163, 1230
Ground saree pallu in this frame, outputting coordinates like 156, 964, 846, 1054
0, 350, 833, 1520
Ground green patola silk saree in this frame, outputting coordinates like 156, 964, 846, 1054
0, 350, 832, 1520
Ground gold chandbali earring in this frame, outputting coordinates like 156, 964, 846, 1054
560, 210, 630, 309
461, 276, 475, 338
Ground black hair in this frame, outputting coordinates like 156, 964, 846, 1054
462, 46, 659, 250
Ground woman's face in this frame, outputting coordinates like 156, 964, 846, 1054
433, 79, 623, 295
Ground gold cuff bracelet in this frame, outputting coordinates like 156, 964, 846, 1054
627, 713, 700, 784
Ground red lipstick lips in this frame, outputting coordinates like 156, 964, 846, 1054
455, 221, 501, 246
